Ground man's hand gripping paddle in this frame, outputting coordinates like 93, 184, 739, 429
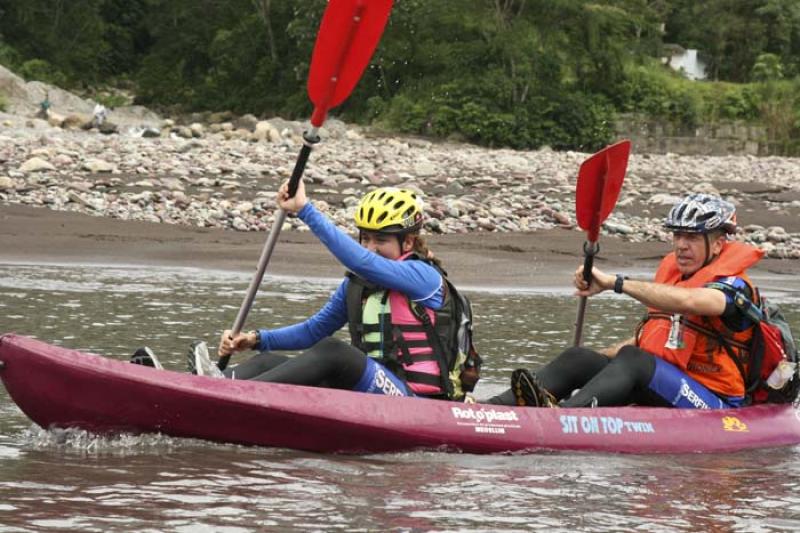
572, 140, 631, 347
219, 0, 394, 370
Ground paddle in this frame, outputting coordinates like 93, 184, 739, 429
218, 0, 394, 370
572, 139, 631, 347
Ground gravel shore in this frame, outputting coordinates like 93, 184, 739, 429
1, 114, 799, 289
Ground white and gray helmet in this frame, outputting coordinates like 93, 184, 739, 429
664, 193, 737, 234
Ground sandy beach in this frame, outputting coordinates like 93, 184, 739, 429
3, 203, 800, 293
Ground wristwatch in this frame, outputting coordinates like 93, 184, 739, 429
614, 274, 627, 294
249, 330, 260, 349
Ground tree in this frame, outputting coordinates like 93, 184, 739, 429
0, 0, 109, 85
752, 53, 784, 82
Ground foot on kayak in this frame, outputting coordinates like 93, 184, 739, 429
191, 340, 224, 378
511, 368, 556, 407
186, 341, 200, 374
130, 346, 164, 370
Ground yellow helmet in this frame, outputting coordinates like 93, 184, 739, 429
354, 187, 424, 234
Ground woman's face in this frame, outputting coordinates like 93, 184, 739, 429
359, 231, 414, 260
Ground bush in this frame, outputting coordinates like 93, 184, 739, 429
380, 94, 430, 135
18, 59, 69, 88
755, 77, 800, 150
618, 64, 700, 128
374, 78, 614, 151
546, 92, 616, 151
0, 92, 6, 112
365, 96, 387, 122
716, 86, 759, 120
618, 63, 778, 127
0, 42, 22, 69
95, 93, 129, 108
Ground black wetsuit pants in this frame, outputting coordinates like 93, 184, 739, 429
486, 345, 669, 407
223, 337, 368, 391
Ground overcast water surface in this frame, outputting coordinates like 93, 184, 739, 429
1, 263, 800, 532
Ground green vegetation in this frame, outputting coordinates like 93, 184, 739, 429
0, 92, 7, 112
93, 91, 130, 109
0, 0, 799, 152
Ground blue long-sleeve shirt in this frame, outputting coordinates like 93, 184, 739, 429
255, 202, 444, 352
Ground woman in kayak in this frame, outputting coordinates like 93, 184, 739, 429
214, 181, 473, 400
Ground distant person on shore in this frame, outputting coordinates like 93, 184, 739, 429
485, 194, 763, 409
134, 183, 481, 401
92, 103, 108, 127
37, 93, 51, 119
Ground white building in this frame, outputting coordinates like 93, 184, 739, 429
664, 46, 708, 81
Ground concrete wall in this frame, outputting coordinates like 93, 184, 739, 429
614, 113, 793, 156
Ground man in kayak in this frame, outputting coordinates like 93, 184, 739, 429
486, 193, 763, 409
211, 181, 478, 401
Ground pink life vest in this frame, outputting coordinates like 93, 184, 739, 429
345, 253, 455, 397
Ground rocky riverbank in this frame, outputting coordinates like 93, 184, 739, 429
1, 112, 800, 259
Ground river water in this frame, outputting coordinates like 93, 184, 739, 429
1, 263, 800, 532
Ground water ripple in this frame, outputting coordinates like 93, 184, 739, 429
1, 263, 800, 531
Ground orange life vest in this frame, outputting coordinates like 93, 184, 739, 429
636, 241, 764, 398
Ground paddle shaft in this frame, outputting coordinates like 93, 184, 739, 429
218, 130, 319, 370
572, 240, 598, 346
217, 0, 386, 369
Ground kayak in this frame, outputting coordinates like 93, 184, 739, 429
2, 333, 799, 454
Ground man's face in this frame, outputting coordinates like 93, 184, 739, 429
671, 231, 724, 275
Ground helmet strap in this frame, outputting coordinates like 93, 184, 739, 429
701, 232, 723, 267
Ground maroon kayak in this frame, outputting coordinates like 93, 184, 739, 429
2, 334, 799, 454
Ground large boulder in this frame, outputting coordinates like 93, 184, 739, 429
0, 65, 30, 110
0, 64, 162, 128
62, 114, 91, 129
111, 105, 162, 128
0, 64, 94, 116
233, 114, 259, 132
26, 80, 94, 116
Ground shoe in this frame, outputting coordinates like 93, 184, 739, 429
130, 347, 164, 370
192, 341, 224, 378
186, 340, 201, 374
511, 369, 556, 407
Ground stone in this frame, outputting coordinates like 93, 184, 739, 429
648, 193, 681, 205
0, 176, 15, 190
604, 221, 634, 235
61, 114, 89, 129
233, 114, 259, 132
766, 226, 789, 243
189, 123, 205, 138
19, 157, 55, 173
414, 162, 437, 177
83, 159, 116, 173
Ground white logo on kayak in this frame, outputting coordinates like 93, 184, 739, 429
680, 380, 710, 409
374, 368, 405, 396
451, 406, 519, 424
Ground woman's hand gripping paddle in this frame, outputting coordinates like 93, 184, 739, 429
572, 140, 631, 347
219, 0, 394, 370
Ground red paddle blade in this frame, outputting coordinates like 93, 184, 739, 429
307, 0, 393, 127
575, 140, 631, 242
